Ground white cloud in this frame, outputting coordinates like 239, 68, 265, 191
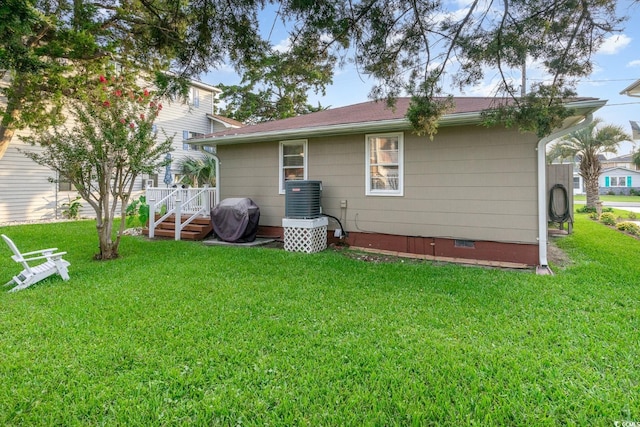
598, 34, 632, 55
628, 59, 640, 67
272, 37, 291, 53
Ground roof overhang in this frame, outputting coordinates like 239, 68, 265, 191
620, 79, 640, 97
193, 98, 607, 146
190, 80, 221, 93
206, 114, 242, 129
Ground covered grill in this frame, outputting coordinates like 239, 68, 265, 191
210, 198, 260, 243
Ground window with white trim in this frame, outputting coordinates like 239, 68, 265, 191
279, 140, 307, 194
182, 131, 205, 150
189, 87, 200, 107
605, 176, 630, 187
366, 132, 403, 196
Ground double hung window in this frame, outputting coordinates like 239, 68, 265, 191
366, 132, 403, 196
279, 140, 307, 194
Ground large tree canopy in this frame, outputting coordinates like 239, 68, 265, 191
217, 49, 331, 124
1, 0, 633, 159
0, 0, 267, 158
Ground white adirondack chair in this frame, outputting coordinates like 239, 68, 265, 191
2, 234, 70, 292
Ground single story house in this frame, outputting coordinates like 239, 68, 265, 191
193, 97, 605, 271
599, 167, 640, 195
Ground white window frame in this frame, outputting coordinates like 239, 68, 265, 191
610, 176, 628, 187
365, 132, 404, 196
279, 139, 308, 194
182, 131, 205, 150
189, 87, 200, 107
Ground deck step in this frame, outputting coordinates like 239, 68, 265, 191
144, 214, 213, 240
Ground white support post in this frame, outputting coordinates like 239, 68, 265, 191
174, 198, 182, 241
148, 199, 156, 238
203, 184, 211, 213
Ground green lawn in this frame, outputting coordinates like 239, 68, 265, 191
574, 194, 640, 203
1, 216, 639, 426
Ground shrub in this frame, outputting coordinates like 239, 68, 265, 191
577, 205, 613, 214
61, 196, 83, 219
577, 205, 596, 213
616, 221, 640, 236
628, 211, 637, 220
599, 212, 617, 226
125, 195, 150, 227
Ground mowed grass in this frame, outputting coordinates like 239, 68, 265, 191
574, 194, 640, 203
0, 216, 639, 426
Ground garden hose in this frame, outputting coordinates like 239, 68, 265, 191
549, 184, 571, 223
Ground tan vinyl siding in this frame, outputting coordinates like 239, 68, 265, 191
217, 124, 540, 244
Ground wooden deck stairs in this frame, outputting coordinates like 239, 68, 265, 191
144, 214, 213, 240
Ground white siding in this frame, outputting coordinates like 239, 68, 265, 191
0, 81, 219, 224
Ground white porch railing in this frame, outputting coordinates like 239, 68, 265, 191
146, 186, 218, 240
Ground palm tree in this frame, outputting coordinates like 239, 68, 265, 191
177, 154, 216, 187
557, 119, 631, 209
546, 141, 575, 165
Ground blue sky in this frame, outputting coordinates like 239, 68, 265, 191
205, 1, 640, 155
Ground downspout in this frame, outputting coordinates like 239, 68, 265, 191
536, 113, 593, 275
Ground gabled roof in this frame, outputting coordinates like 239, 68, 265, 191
602, 166, 640, 175
620, 79, 640, 97
193, 97, 605, 145
207, 114, 244, 129
603, 153, 634, 162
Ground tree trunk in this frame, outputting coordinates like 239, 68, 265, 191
0, 126, 15, 160
96, 218, 119, 260
95, 180, 119, 260
584, 174, 600, 209
0, 76, 26, 161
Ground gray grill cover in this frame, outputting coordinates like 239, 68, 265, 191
211, 198, 260, 243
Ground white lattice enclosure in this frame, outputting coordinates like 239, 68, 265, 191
282, 217, 328, 253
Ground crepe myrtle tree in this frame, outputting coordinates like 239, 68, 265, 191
22, 74, 172, 260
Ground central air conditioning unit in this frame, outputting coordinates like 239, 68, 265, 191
285, 180, 322, 219
283, 180, 327, 253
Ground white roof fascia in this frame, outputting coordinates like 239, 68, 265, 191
206, 114, 241, 129
620, 79, 640, 97
189, 80, 221, 93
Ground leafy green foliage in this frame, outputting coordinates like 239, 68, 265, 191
61, 196, 83, 220
405, 95, 454, 138
20, 74, 172, 259
576, 205, 612, 214
126, 196, 150, 227
482, 87, 575, 138
599, 212, 617, 226
616, 221, 640, 236
1, 217, 640, 424
177, 155, 217, 187
217, 49, 331, 124
0, 0, 267, 158
554, 119, 631, 209
1, 0, 633, 155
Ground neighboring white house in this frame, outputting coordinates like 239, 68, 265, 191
0, 78, 239, 224
599, 167, 640, 195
